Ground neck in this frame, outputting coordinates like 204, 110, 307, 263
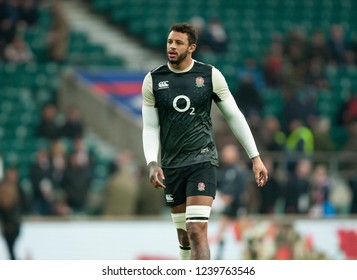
168, 59, 195, 73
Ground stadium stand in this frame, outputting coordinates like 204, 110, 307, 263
1, 0, 357, 217
0, 1, 127, 215
79, 0, 357, 216
86, 0, 357, 146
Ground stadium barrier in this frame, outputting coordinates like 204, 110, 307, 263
1, 215, 357, 260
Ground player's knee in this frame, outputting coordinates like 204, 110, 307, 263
171, 212, 186, 230
186, 222, 207, 241
185, 205, 211, 241
172, 213, 190, 246
178, 229, 190, 246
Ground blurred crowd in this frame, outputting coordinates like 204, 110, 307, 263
189, 17, 357, 217
1, 104, 90, 216
0, 0, 39, 63
0, 0, 68, 63
242, 23, 357, 133
194, 17, 357, 140
0, 102, 165, 218
1, 2, 357, 224
215, 144, 357, 219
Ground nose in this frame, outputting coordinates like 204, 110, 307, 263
169, 42, 176, 49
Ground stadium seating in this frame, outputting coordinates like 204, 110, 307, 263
0, 3, 125, 183
88, 0, 356, 89
87, 0, 357, 150
2, 0, 357, 216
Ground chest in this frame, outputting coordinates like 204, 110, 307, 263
152, 71, 213, 112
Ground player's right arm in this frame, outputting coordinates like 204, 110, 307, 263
212, 67, 268, 187
142, 73, 166, 189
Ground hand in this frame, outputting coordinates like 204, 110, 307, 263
148, 161, 166, 189
251, 156, 269, 187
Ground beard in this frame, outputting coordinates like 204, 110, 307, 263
168, 50, 189, 65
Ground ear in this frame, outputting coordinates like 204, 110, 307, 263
189, 44, 196, 53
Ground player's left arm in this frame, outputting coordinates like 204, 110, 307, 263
212, 67, 268, 187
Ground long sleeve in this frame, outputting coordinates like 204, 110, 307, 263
142, 105, 160, 165
212, 67, 260, 159
142, 71, 160, 165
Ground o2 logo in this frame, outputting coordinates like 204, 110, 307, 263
173, 95, 195, 115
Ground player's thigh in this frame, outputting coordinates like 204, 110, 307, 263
187, 195, 213, 207
163, 167, 187, 207
186, 162, 217, 205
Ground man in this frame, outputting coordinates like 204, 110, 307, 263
0, 167, 22, 260
142, 22, 268, 260
214, 144, 248, 260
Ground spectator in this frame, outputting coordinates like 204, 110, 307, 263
61, 106, 84, 140
283, 88, 317, 132
349, 34, 357, 65
234, 73, 264, 118
328, 24, 348, 64
258, 157, 283, 214
2, 166, 29, 214
342, 120, 357, 153
305, 57, 327, 89
286, 119, 314, 156
204, 17, 228, 54
214, 144, 248, 259
3, 34, 33, 63
284, 158, 313, 214
17, 0, 39, 28
29, 148, 55, 215
237, 57, 266, 93
344, 48, 357, 69
309, 164, 334, 217
306, 30, 331, 64
283, 29, 309, 88
136, 166, 165, 215
340, 121, 357, 175
338, 94, 357, 127
49, 139, 67, 188
189, 16, 207, 59
263, 37, 284, 88
46, 1, 68, 62
0, 167, 22, 259
329, 176, 352, 215
70, 137, 93, 168
259, 116, 286, 152
61, 151, 92, 214
348, 177, 357, 214
102, 150, 139, 215
0, 0, 18, 48
311, 117, 335, 152
36, 103, 63, 140
284, 28, 309, 67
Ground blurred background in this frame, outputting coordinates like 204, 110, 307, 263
0, 0, 357, 260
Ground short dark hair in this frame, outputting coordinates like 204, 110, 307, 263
168, 23, 198, 45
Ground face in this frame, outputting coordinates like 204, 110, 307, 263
167, 31, 195, 66
221, 144, 239, 165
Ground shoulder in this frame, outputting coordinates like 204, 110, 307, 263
193, 60, 213, 72
192, 61, 224, 79
150, 64, 169, 75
